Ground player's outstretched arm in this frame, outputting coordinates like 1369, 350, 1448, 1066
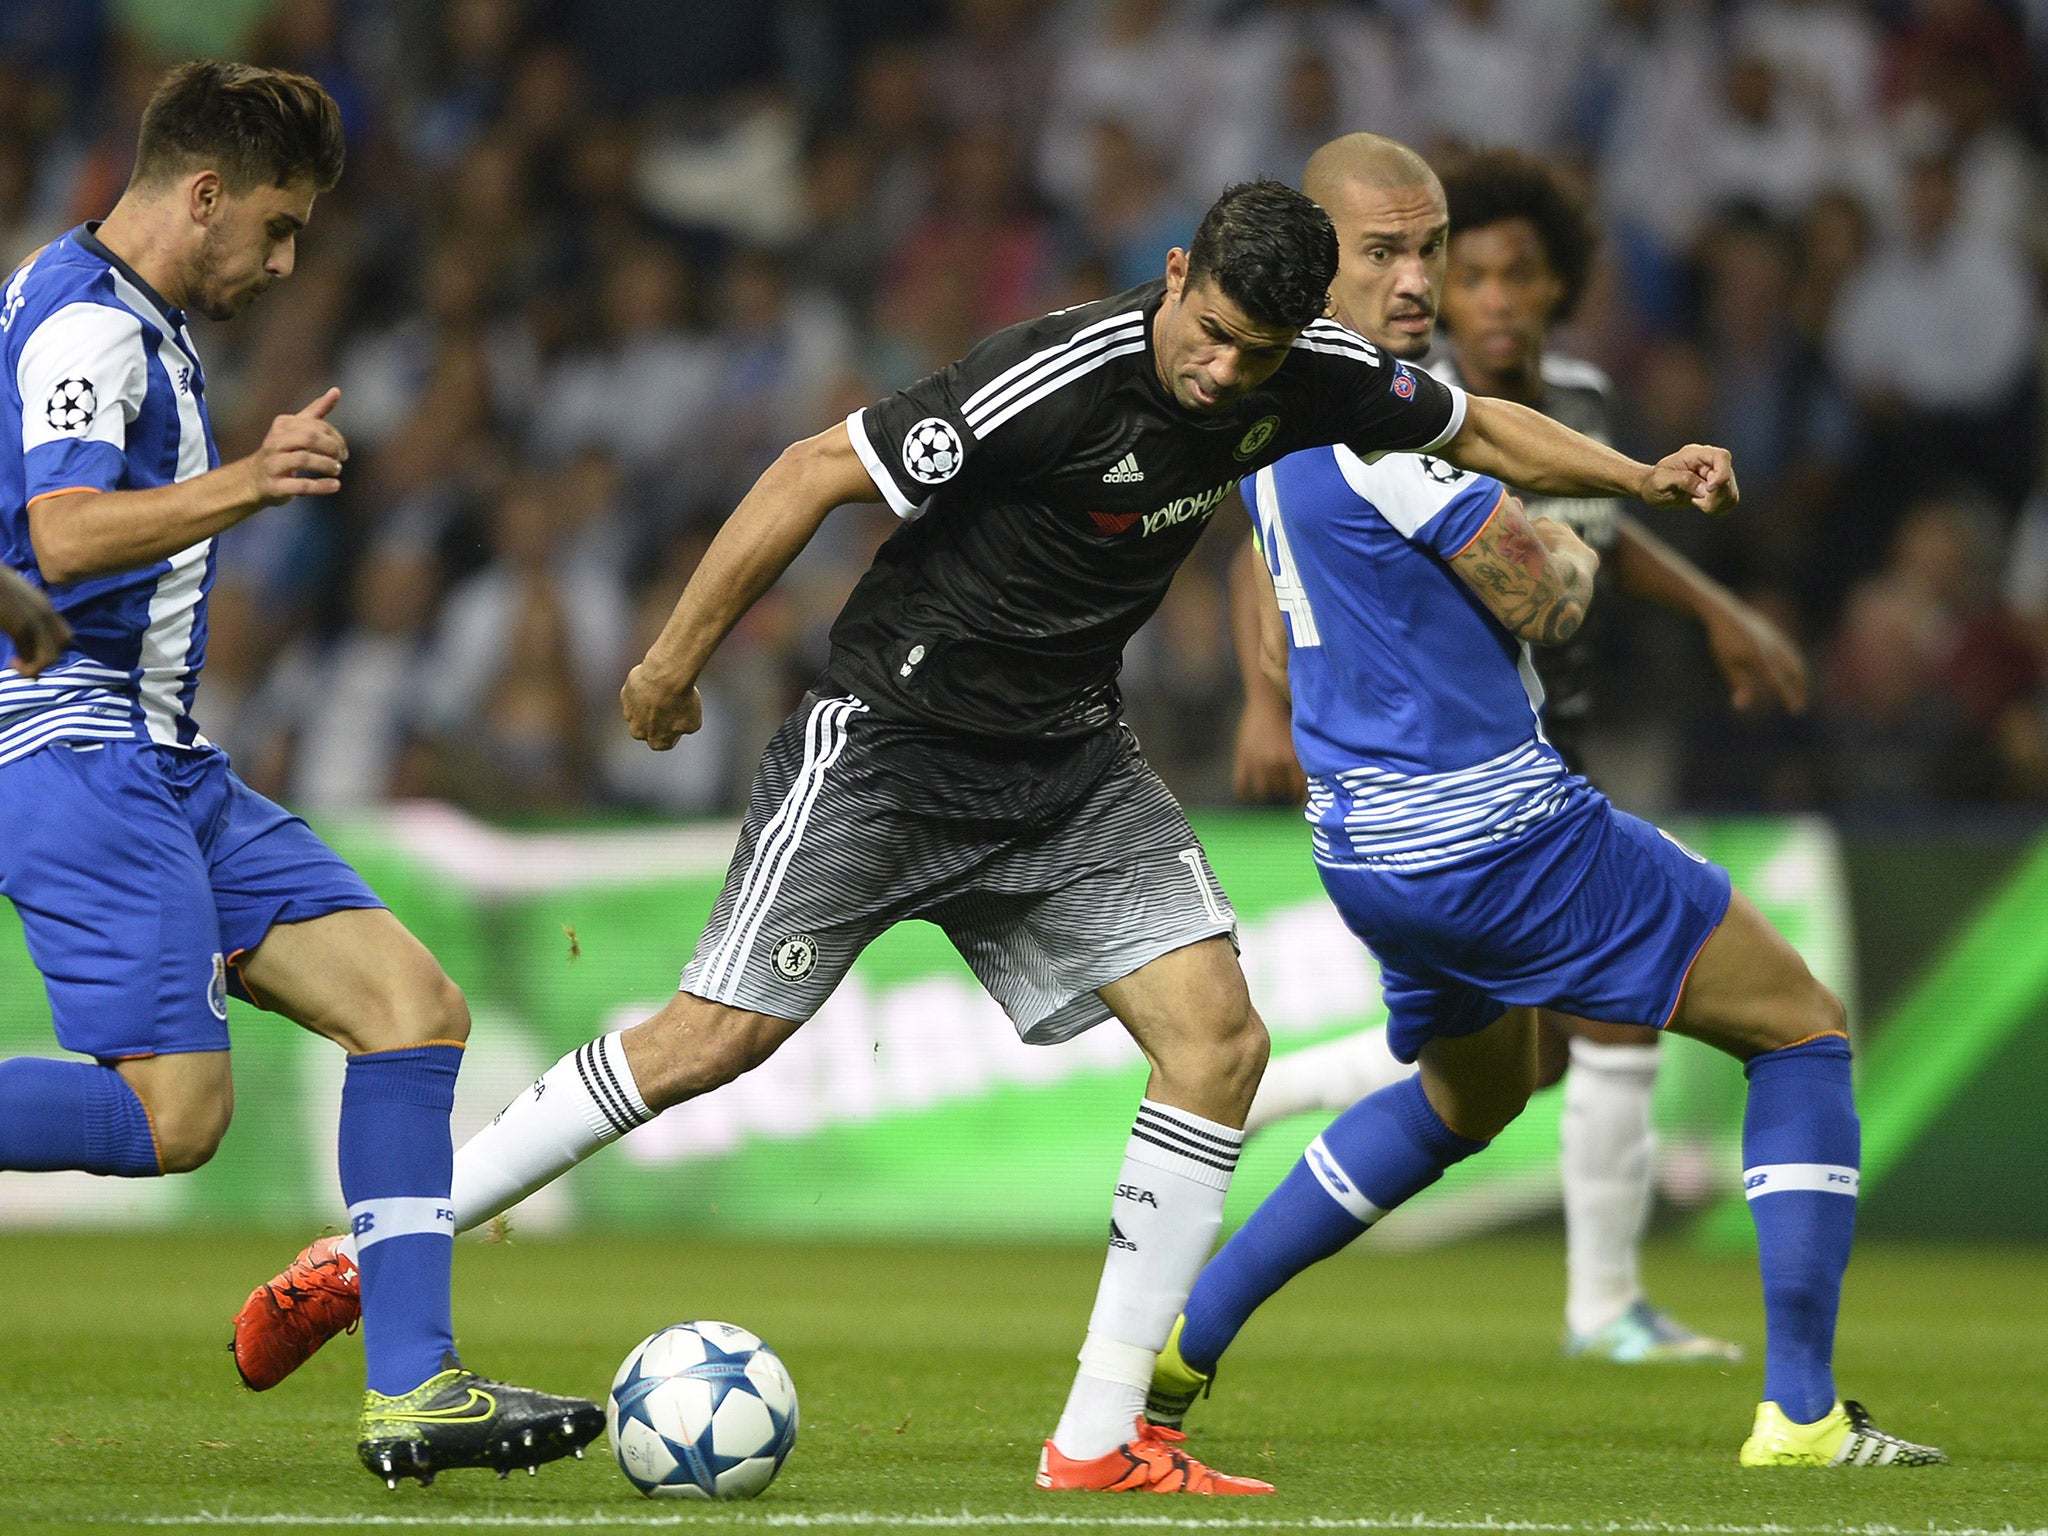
623, 422, 882, 751
1439, 396, 1739, 516
1611, 516, 1808, 713
1449, 493, 1598, 647
1226, 533, 1306, 805
0, 564, 69, 676
27, 388, 347, 584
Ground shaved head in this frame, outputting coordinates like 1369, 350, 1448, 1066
1302, 132, 1441, 212
1298, 134, 1449, 360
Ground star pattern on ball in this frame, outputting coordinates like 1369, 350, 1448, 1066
611, 1353, 667, 1425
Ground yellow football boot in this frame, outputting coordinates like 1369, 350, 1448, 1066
1739, 1399, 1947, 1467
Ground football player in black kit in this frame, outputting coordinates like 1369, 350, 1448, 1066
1233, 150, 1807, 1363
238, 177, 1739, 1493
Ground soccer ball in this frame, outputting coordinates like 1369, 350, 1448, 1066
901, 416, 962, 484
607, 1321, 799, 1500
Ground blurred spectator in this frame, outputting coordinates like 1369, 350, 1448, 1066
1695, 208, 1853, 588
530, 240, 718, 477
793, 130, 894, 310
1694, 48, 1842, 224
282, 541, 445, 810
697, 248, 858, 510
0, 131, 60, 272
930, 0, 1056, 143
407, 0, 524, 170
635, 88, 807, 247
1073, 121, 1200, 293
1828, 139, 2040, 520
1209, 0, 1412, 187
1734, 0, 1883, 133
1822, 497, 2034, 805
1577, 0, 1721, 326
1036, 0, 1223, 214
417, 468, 631, 812
879, 120, 1059, 336
1411, 0, 1573, 157
6, 0, 2046, 817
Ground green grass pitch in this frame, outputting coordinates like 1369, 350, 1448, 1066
0, 1231, 2038, 1535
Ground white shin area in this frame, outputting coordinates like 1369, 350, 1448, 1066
1561, 1036, 1660, 1339
1051, 1100, 1242, 1460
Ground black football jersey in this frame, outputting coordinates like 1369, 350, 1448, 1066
829, 281, 1465, 742
1426, 352, 1618, 771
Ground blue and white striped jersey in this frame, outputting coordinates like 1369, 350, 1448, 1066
1247, 443, 1586, 871
0, 225, 220, 766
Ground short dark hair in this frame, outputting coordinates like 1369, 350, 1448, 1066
1184, 179, 1336, 332
133, 60, 345, 195
1440, 150, 1597, 323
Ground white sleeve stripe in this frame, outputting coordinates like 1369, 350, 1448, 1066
1302, 319, 1381, 359
1420, 383, 1468, 453
970, 338, 1147, 440
962, 322, 1145, 429
959, 309, 1145, 417
843, 409, 920, 519
1289, 335, 1381, 365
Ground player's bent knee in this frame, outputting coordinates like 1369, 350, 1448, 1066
1774, 978, 1847, 1054
414, 970, 471, 1046
353, 968, 471, 1054
627, 997, 799, 1111
150, 1097, 234, 1174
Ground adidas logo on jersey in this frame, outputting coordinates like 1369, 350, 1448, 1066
1101, 453, 1144, 484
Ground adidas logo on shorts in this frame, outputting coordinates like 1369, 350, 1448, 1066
1101, 453, 1144, 484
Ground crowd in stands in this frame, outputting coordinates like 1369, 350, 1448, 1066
5, 0, 2048, 819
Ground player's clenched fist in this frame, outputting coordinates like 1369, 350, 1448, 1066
621, 662, 704, 751
1639, 445, 1739, 517
245, 386, 349, 507
0, 565, 69, 677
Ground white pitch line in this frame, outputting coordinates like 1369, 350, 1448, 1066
98, 1515, 2048, 1536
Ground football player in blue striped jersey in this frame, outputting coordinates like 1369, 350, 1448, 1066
1150, 133, 1942, 1473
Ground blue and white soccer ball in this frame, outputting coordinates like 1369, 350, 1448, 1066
607, 1321, 799, 1500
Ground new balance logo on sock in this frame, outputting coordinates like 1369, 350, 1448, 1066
1109, 1219, 1138, 1251
1102, 453, 1144, 484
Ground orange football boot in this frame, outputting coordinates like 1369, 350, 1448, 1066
230, 1234, 361, 1390
1037, 1419, 1275, 1494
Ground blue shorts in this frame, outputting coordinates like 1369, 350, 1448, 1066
1317, 791, 1734, 1063
0, 741, 384, 1060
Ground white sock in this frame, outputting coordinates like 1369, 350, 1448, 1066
1242, 1027, 1412, 1137
1562, 1036, 1660, 1339
1052, 1100, 1242, 1460
449, 1031, 654, 1232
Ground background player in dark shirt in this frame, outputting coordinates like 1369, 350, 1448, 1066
1232, 147, 1807, 1362
240, 175, 1741, 1494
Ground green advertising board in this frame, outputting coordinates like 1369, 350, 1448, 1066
0, 808, 1852, 1242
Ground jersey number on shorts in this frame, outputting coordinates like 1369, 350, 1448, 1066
1177, 849, 1230, 926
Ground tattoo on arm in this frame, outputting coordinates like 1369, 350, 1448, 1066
1449, 496, 1592, 646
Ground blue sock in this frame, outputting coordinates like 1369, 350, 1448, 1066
341, 1044, 463, 1397
1743, 1033, 1858, 1425
1180, 1075, 1486, 1373
0, 1058, 159, 1175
